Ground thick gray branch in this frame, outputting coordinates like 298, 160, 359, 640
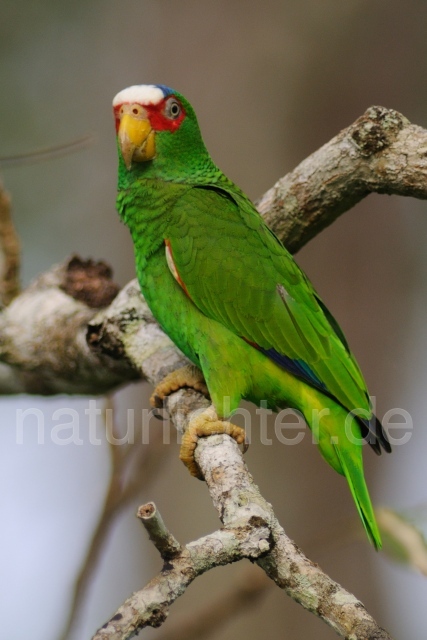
257, 106, 426, 252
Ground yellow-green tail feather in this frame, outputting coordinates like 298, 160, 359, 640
333, 444, 382, 550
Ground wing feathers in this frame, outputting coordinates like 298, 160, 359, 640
166, 185, 386, 450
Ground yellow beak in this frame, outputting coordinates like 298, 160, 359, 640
118, 114, 156, 169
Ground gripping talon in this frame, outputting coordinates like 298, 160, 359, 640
180, 408, 248, 480
150, 365, 209, 408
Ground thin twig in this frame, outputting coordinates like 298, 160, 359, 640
137, 502, 182, 560
0, 134, 94, 168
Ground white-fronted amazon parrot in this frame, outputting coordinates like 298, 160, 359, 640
113, 84, 390, 549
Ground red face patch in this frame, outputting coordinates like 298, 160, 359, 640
113, 96, 186, 134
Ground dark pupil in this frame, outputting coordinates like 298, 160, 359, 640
171, 103, 179, 116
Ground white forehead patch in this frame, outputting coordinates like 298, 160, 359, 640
112, 85, 165, 107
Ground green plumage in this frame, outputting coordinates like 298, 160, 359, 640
115, 85, 389, 549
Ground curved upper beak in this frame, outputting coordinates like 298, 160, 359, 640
118, 114, 156, 170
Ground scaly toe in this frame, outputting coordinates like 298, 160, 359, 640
150, 365, 209, 408
179, 410, 248, 480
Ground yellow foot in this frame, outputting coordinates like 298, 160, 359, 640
180, 407, 248, 479
150, 365, 209, 408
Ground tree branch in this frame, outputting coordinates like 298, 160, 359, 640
257, 106, 426, 252
93, 393, 392, 640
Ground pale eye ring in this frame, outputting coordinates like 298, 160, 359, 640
165, 99, 182, 120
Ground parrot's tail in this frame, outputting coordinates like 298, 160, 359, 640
301, 394, 382, 549
333, 444, 382, 550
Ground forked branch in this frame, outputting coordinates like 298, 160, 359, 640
93, 390, 392, 640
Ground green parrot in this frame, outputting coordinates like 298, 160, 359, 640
113, 84, 390, 549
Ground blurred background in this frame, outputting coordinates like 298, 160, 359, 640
1, 1, 427, 638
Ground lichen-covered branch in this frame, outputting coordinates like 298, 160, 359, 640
93, 508, 271, 639
93, 397, 392, 640
191, 398, 392, 639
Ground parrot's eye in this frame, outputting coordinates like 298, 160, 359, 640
165, 99, 182, 120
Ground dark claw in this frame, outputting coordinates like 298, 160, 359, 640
149, 407, 167, 421
151, 393, 164, 409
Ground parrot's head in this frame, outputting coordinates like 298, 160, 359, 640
113, 84, 210, 177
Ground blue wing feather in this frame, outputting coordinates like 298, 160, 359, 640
259, 347, 326, 391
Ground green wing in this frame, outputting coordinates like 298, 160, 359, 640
167, 184, 370, 413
